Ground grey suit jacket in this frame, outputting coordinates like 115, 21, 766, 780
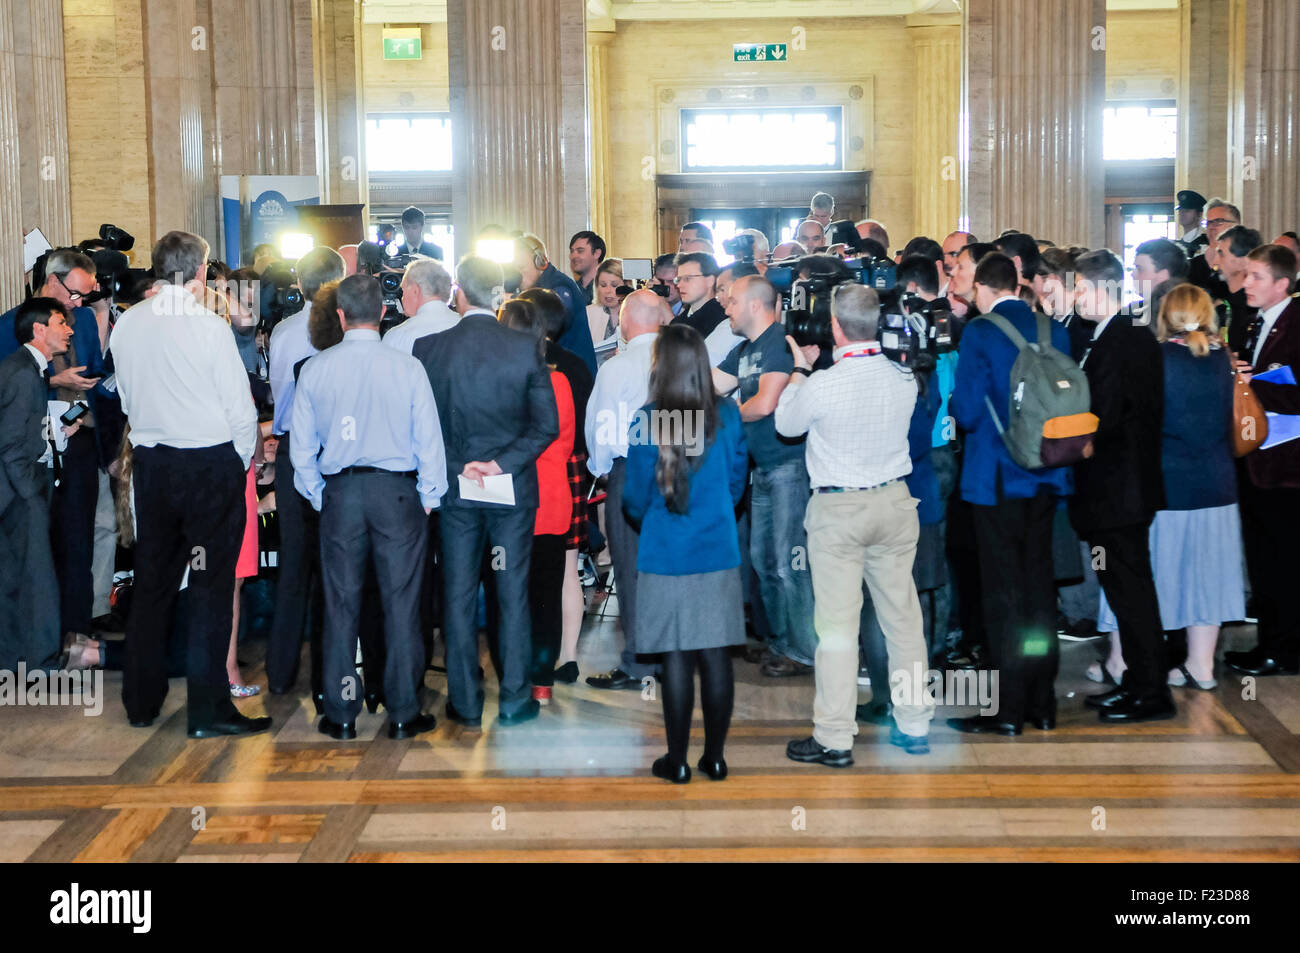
0, 347, 49, 515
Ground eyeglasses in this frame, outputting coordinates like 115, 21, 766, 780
54, 272, 91, 302
1202, 218, 1236, 228
673, 274, 705, 284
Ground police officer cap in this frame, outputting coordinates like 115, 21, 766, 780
1176, 189, 1207, 210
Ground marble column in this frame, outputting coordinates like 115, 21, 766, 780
1176, 0, 1236, 201
964, 0, 1107, 248
1239, 0, 1300, 239
313, 0, 366, 205
587, 30, 613, 244
447, 0, 588, 259
907, 15, 961, 242
0, 0, 72, 305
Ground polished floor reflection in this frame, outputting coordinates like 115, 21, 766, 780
2, 592, 1298, 863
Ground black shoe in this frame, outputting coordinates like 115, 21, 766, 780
365, 691, 384, 715
696, 755, 727, 780
128, 716, 155, 728
553, 661, 579, 684
945, 644, 984, 670
1099, 692, 1177, 723
312, 692, 325, 716
388, 712, 436, 739
652, 755, 690, 783
1084, 686, 1130, 709
585, 668, 642, 690
318, 716, 357, 740
786, 736, 853, 767
1223, 650, 1299, 677
188, 711, 273, 739
1058, 617, 1104, 641
946, 715, 1022, 736
498, 699, 540, 726
1029, 715, 1056, 731
889, 723, 930, 755
855, 701, 892, 725
444, 701, 482, 729
760, 655, 814, 677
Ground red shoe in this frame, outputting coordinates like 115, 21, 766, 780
532, 685, 552, 705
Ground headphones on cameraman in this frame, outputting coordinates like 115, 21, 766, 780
519, 234, 547, 270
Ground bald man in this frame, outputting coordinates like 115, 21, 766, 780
857, 220, 891, 254
337, 244, 359, 277
583, 290, 672, 690
681, 238, 715, 255
713, 276, 817, 677
941, 230, 976, 286
796, 220, 827, 253
773, 241, 806, 260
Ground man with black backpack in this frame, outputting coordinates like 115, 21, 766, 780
947, 252, 1086, 735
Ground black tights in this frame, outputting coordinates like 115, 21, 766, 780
659, 648, 734, 766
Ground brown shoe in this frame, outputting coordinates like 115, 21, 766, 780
760, 655, 813, 677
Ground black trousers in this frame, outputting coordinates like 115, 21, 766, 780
971, 488, 1059, 724
441, 505, 535, 719
529, 533, 567, 686
318, 472, 427, 724
123, 443, 245, 727
268, 433, 324, 692
1086, 522, 1167, 696
418, 511, 442, 669
1239, 480, 1300, 666
51, 426, 99, 635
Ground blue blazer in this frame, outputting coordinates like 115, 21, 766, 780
622, 399, 749, 575
534, 265, 598, 377
949, 298, 1074, 505
906, 374, 942, 525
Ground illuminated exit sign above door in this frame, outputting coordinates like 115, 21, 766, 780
383, 36, 422, 60
733, 43, 787, 62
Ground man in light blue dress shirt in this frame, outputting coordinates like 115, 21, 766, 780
291, 274, 448, 741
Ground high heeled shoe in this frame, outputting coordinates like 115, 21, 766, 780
696, 755, 727, 781
365, 691, 383, 714
651, 755, 690, 784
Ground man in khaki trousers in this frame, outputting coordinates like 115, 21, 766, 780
775, 284, 935, 766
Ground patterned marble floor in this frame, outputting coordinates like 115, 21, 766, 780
2, 591, 1298, 863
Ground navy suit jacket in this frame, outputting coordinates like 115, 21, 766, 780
534, 264, 598, 376
949, 297, 1074, 505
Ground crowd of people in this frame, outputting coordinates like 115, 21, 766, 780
1, 189, 1297, 781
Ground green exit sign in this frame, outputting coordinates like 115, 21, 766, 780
733, 43, 787, 62
383, 37, 422, 60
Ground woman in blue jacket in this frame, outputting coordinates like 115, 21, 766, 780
623, 324, 749, 783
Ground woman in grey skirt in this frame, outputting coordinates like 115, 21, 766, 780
622, 325, 749, 783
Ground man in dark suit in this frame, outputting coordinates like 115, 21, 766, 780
947, 254, 1074, 736
413, 256, 560, 727
671, 251, 726, 337
0, 298, 74, 670
1174, 189, 1209, 258
396, 205, 444, 260
514, 233, 598, 376
1227, 244, 1300, 677
1069, 249, 1173, 723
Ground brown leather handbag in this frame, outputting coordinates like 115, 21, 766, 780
1232, 369, 1268, 457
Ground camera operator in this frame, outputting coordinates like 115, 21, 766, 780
727, 229, 771, 274
649, 253, 683, 317
514, 233, 598, 376
396, 206, 444, 261
774, 283, 933, 763
670, 252, 726, 338
796, 219, 828, 253
678, 222, 713, 252
382, 258, 457, 354
809, 192, 835, 230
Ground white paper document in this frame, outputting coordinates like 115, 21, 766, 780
457, 472, 516, 506
24, 228, 52, 273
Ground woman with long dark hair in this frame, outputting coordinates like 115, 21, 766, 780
622, 324, 749, 782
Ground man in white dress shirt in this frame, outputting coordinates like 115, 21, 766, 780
110, 230, 265, 738
583, 290, 670, 690
382, 258, 459, 354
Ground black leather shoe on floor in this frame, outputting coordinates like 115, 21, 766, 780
761, 655, 814, 677
365, 692, 384, 714
1099, 693, 1177, 723
696, 756, 727, 780
499, 699, 541, 726
585, 668, 642, 690
188, 712, 273, 739
312, 692, 325, 716
889, 723, 930, 755
388, 712, 436, 739
786, 736, 853, 767
444, 702, 482, 729
1223, 650, 1299, 677
652, 756, 690, 783
1084, 686, 1129, 710
856, 701, 892, 725
946, 715, 1022, 736
553, 661, 579, 684
1029, 715, 1057, 731
129, 717, 155, 728
318, 716, 357, 740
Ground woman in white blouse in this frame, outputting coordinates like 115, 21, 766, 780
586, 258, 625, 345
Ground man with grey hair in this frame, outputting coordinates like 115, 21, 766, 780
110, 230, 265, 738
413, 256, 559, 727
1189, 198, 1241, 296
383, 257, 458, 354
734, 228, 771, 272
775, 282, 932, 763
809, 192, 835, 228
680, 237, 715, 256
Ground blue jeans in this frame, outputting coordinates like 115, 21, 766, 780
749, 459, 817, 666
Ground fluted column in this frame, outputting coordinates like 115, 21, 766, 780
1177, 0, 1236, 201
313, 0, 367, 205
964, 0, 1106, 247
447, 0, 589, 258
0, 7, 26, 306
1239, 0, 1300, 239
907, 15, 961, 242
587, 30, 614, 244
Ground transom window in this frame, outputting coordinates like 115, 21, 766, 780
681, 107, 842, 172
1103, 103, 1177, 161
366, 114, 453, 172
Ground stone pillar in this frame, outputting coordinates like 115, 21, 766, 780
906, 15, 961, 242
587, 30, 614, 244
313, 0, 366, 205
964, 0, 1107, 248
1239, 0, 1300, 238
447, 0, 588, 259
1176, 0, 1236, 202
0, 0, 72, 304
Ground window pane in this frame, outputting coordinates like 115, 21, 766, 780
1104, 104, 1176, 161
366, 115, 453, 172
682, 107, 841, 172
